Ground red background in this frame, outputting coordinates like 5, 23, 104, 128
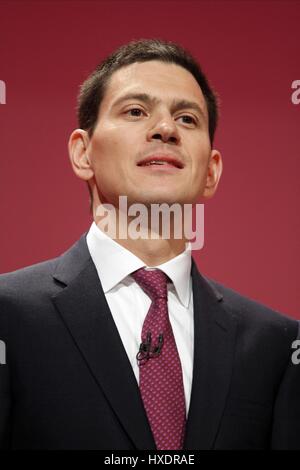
0, 0, 299, 318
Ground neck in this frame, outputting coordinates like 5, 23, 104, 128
92, 200, 189, 266
114, 236, 187, 267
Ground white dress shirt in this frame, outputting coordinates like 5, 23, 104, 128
86, 222, 194, 414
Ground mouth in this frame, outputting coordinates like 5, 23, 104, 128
137, 155, 184, 169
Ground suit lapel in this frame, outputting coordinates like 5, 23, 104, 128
184, 260, 238, 449
51, 234, 156, 450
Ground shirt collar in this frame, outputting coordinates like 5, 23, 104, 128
86, 222, 192, 308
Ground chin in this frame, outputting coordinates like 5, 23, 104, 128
137, 195, 185, 206
131, 188, 183, 205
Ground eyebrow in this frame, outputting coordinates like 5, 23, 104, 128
111, 92, 207, 120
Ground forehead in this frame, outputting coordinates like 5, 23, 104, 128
100, 60, 207, 116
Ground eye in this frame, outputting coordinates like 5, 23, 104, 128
125, 107, 145, 117
178, 115, 197, 125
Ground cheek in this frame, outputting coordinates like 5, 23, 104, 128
91, 130, 118, 163
91, 125, 135, 167
190, 143, 210, 173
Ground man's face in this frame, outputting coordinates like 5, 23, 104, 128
87, 60, 217, 207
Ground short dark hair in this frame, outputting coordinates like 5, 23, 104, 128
76, 38, 219, 211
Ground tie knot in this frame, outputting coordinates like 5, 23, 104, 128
131, 268, 168, 301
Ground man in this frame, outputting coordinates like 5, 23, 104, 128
0, 39, 299, 450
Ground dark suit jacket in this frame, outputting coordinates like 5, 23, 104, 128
0, 232, 299, 450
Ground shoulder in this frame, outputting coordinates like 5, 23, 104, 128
0, 257, 63, 344
0, 257, 59, 285
0, 232, 89, 298
0, 257, 61, 311
204, 276, 299, 341
0, 234, 88, 340
0, 232, 88, 310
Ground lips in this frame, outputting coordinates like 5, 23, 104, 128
137, 154, 184, 169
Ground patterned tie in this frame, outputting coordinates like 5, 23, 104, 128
131, 267, 186, 450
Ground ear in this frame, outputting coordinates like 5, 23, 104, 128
202, 149, 223, 199
68, 129, 94, 181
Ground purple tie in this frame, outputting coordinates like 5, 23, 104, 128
131, 267, 186, 450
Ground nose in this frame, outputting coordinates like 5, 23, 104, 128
147, 111, 181, 145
